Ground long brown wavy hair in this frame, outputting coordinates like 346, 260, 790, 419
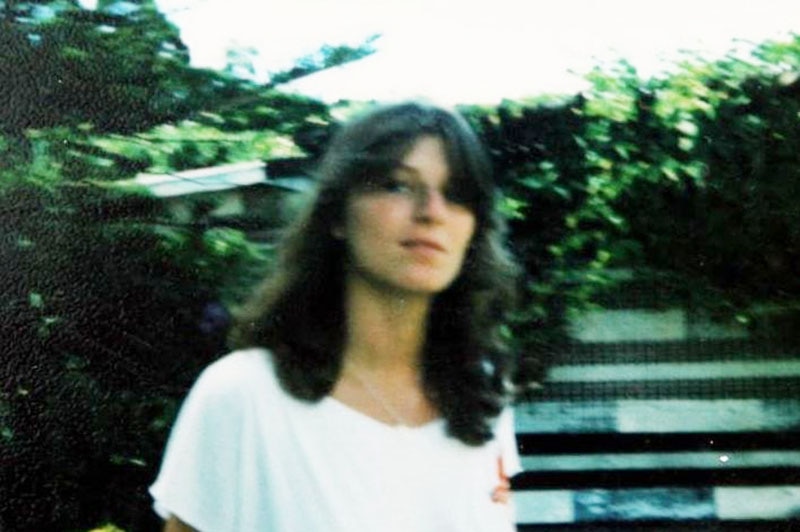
230, 101, 520, 445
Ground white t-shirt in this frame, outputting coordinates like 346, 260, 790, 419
150, 349, 521, 532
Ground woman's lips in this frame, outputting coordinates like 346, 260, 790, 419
401, 238, 446, 253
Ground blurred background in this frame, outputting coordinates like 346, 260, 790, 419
1, 0, 799, 530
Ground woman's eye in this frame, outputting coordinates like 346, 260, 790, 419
381, 179, 413, 194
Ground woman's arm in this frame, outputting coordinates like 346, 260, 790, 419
163, 515, 197, 532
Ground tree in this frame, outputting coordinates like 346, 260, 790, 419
1, 0, 189, 136
0, 0, 376, 168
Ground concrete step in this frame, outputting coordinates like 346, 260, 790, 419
514, 486, 800, 525
514, 303, 800, 527
515, 399, 800, 434
534, 339, 800, 401
563, 339, 797, 364
568, 307, 748, 343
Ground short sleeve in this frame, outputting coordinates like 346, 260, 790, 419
149, 358, 247, 532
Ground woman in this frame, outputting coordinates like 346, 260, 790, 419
150, 101, 522, 531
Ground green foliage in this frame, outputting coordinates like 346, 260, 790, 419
469, 33, 800, 362
0, 162, 274, 529
267, 35, 380, 86
1, 0, 372, 176
9, 91, 331, 180
92, 121, 301, 176
86, 524, 126, 532
1, 0, 189, 135
609, 36, 800, 320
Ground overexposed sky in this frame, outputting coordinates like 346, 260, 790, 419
154, 0, 798, 104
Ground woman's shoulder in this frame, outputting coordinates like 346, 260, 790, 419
191, 348, 277, 401
206, 347, 274, 374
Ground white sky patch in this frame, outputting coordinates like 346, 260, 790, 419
154, 0, 798, 104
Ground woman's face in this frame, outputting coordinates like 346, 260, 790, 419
339, 135, 477, 296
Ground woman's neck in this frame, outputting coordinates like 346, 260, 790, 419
342, 274, 431, 374
332, 273, 440, 427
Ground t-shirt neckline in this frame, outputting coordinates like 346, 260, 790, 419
322, 395, 443, 434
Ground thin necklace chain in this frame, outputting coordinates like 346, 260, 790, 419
345, 368, 411, 427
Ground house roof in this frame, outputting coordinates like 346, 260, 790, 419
134, 160, 312, 198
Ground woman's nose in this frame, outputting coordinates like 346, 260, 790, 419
414, 188, 448, 223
